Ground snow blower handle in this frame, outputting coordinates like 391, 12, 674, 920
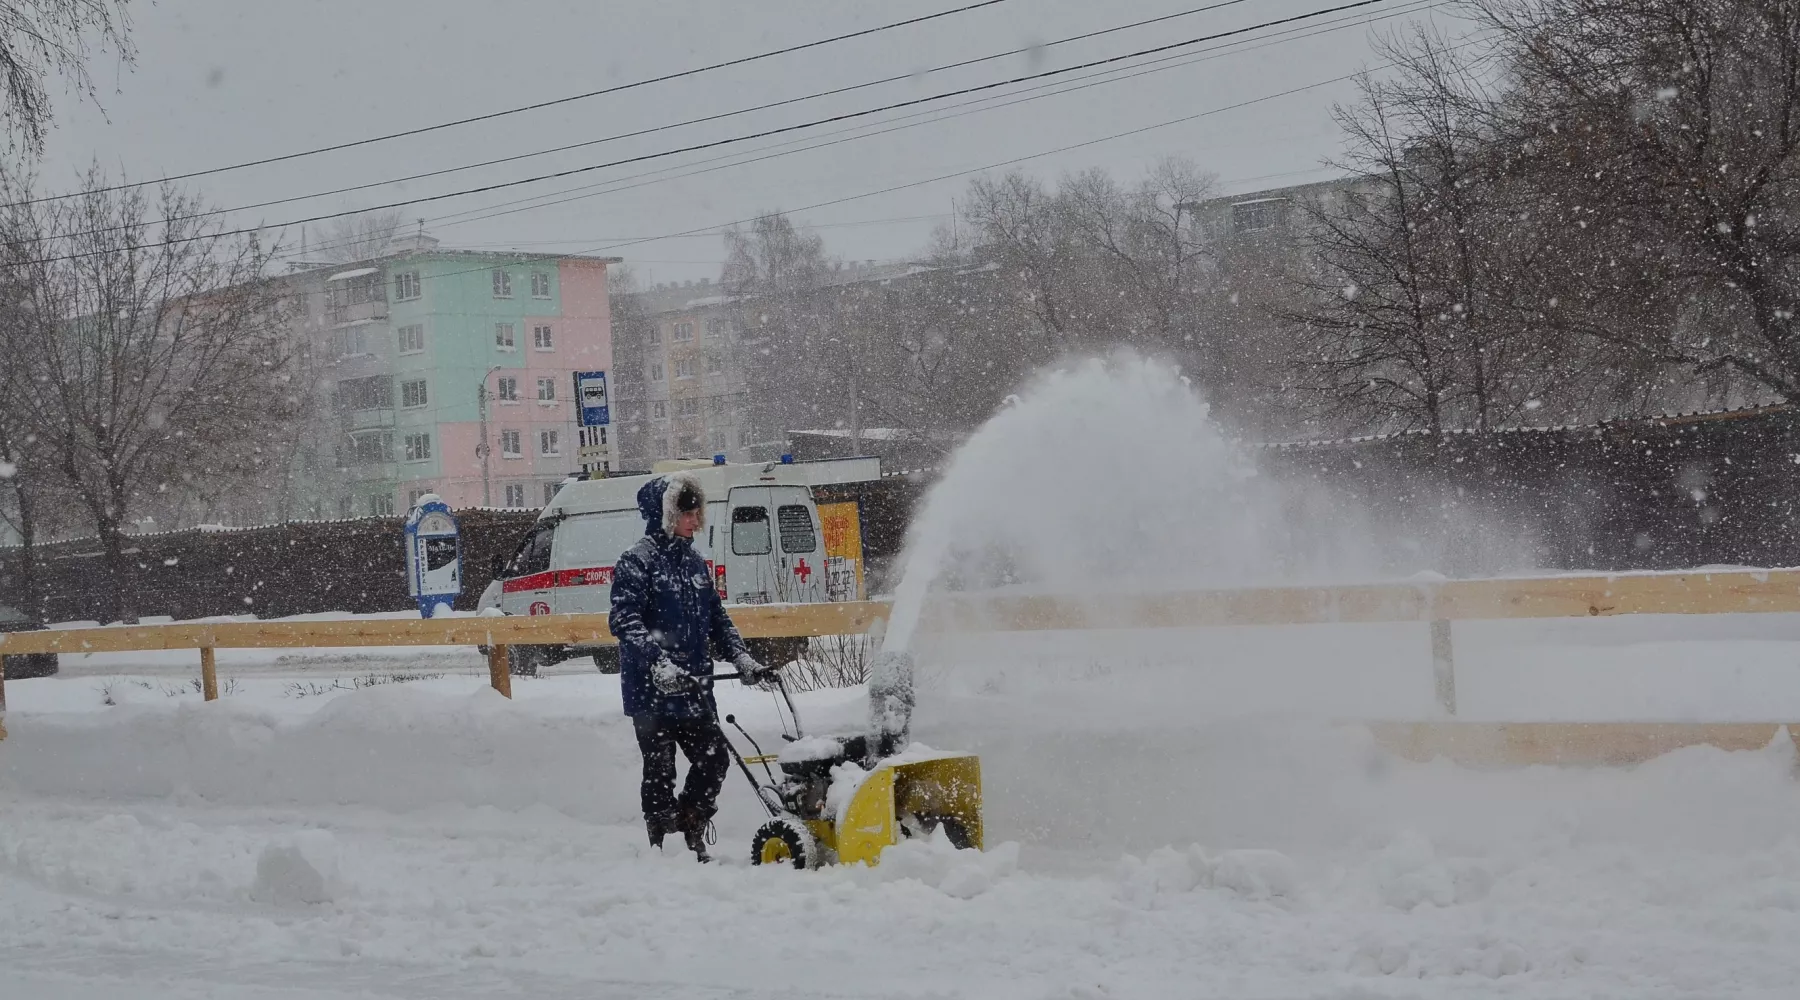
708, 671, 803, 740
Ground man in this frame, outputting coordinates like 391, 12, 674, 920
609, 471, 769, 862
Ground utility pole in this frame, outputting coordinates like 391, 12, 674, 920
477, 365, 501, 506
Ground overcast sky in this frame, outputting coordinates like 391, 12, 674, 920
37, 0, 1453, 286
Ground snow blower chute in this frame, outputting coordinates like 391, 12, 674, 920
715, 650, 983, 869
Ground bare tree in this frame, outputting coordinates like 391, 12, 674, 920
0, 261, 72, 612
313, 209, 405, 263
0, 0, 133, 154
606, 264, 656, 468
957, 160, 1225, 394
1474, 0, 1800, 409
724, 213, 837, 456
0, 165, 300, 620
1289, 36, 1597, 436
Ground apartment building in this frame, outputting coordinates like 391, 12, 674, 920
284, 235, 621, 515
612, 277, 753, 470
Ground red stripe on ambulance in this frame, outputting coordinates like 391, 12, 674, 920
500, 566, 614, 594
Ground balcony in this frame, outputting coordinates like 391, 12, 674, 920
340, 407, 396, 431
328, 300, 389, 326
326, 268, 389, 325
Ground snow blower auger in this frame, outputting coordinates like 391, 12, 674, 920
712, 651, 982, 870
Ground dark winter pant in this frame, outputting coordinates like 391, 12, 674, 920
632, 714, 731, 831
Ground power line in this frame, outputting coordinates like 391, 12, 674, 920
377, 62, 1412, 292
13, 0, 1396, 263
268, 0, 1443, 267
415, 0, 1444, 241
4, 0, 1024, 207
21, 0, 1273, 242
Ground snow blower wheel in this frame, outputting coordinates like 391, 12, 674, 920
751, 816, 818, 870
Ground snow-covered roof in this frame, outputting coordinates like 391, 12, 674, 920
789, 427, 915, 442
326, 267, 379, 281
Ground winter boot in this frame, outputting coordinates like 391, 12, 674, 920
645, 809, 680, 850
676, 805, 717, 863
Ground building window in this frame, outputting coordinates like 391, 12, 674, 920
647, 326, 660, 346
397, 323, 425, 353
371, 493, 396, 516
705, 351, 723, 375
492, 269, 513, 298
1231, 198, 1289, 234
653, 401, 667, 419
543, 481, 559, 505
673, 321, 693, 342
739, 427, 751, 447
674, 357, 695, 379
495, 323, 516, 349
657, 437, 670, 456
344, 429, 393, 463
407, 487, 431, 508
706, 317, 727, 340
501, 429, 522, 457
676, 397, 701, 417
677, 433, 702, 455
331, 325, 370, 358
338, 496, 354, 517
533, 324, 554, 350
531, 271, 551, 298
536, 377, 557, 401
496, 376, 519, 402
650, 362, 664, 381
334, 375, 393, 411
709, 429, 726, 452
395, 271, 421, 301
505, 483, 526, 507
540, 429, 560, 456
400, 379, 428, 408
403, 432, 432, 462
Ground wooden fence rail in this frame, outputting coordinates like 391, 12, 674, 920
4, 568, 1800, 761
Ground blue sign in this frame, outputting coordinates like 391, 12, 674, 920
574, 370, 609, 427
403, 494, 462, 618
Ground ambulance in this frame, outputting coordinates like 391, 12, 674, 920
478, 456, 876, 674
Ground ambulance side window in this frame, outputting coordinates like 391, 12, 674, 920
505, 524, 554, 577
732, 507, 771, 555
776, 505, 816, 553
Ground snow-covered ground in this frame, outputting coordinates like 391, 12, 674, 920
6, 613, 1800, 997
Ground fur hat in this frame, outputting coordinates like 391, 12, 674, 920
660, 471, 705, 534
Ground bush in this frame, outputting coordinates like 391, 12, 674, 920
781, 634, 873, 693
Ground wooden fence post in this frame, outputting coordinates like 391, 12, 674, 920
487, 644, 512, 699
200, 647, 219, 701
1430, 619, 1456, 716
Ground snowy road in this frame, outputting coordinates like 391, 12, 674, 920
8, 786, 1800, 999
7, 617, 1800, 997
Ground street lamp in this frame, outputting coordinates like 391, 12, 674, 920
477, 364, 502, 506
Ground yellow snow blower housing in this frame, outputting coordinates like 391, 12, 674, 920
749, 749, 983, 868
719, 650, 983, 869
725, 710, 983, 868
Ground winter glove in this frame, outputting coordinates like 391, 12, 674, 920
651, 655, 697, 696
734, 652, 771, 685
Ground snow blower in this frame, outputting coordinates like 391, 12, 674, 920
714, 650, 983, 869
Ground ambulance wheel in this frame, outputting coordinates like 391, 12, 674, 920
591, 646, 621, 675
750, 816, 819, 870
506, 645, 545, 677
